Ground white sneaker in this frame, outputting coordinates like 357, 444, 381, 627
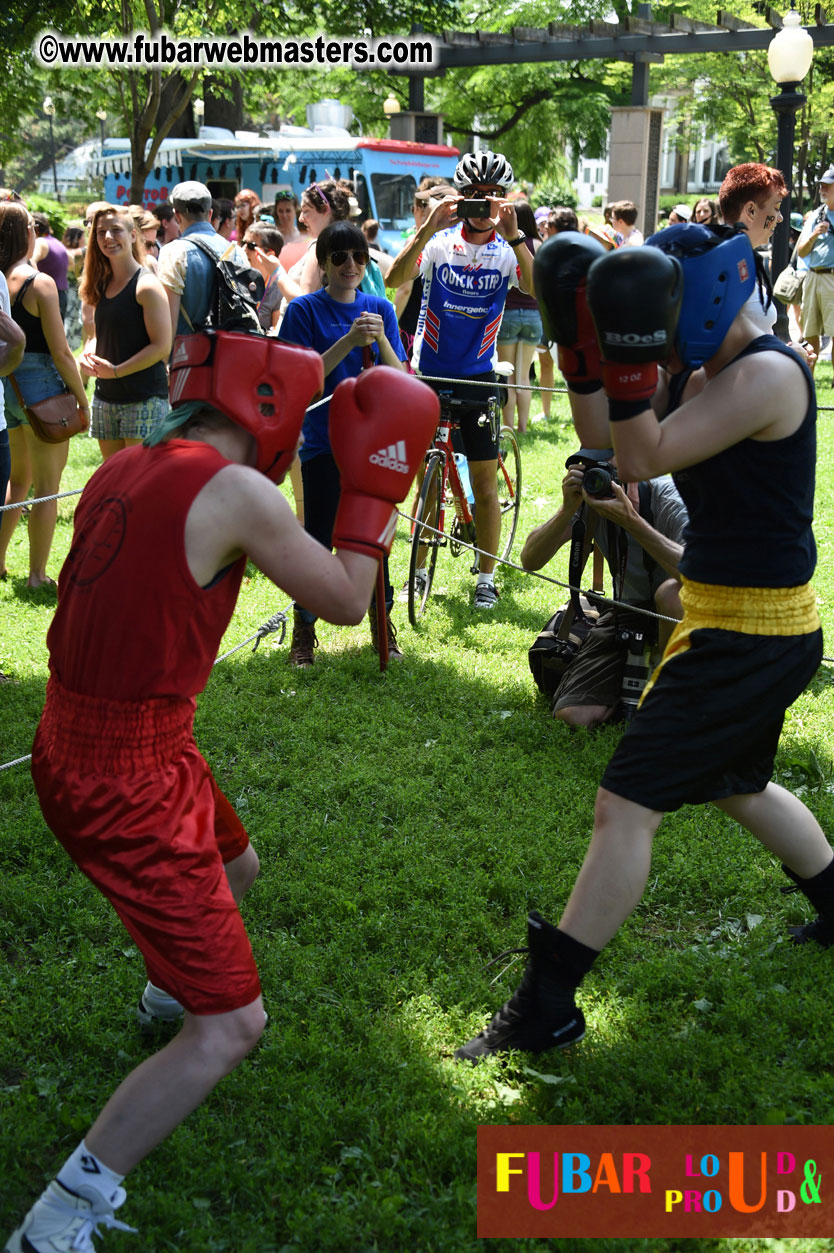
397, 572, 427, 604
136, 980, 183, 1029
5, 1178, 136, 1252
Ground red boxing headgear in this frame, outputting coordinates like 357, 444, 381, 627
168, 331, 323, 482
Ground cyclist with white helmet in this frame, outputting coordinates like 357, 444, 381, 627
387, 150, 535, 610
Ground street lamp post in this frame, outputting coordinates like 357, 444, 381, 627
95, 108, 107, 152
193, 97, 205, 132
768, 10, 813, 340
42, 96, 59, 200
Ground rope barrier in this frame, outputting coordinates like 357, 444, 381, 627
3, 371, 834, 770
396, 506, 834, 663
397, 506, 680, 628
0, 601, 296, 773
0, 487, 83, 513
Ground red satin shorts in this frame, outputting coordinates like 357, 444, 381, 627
31, 678, 261, 1015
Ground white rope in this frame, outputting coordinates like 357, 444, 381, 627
0, 488, 83, 513
397, 506, 679, 628
1, 602, 295, 773
0, 753, 33, 772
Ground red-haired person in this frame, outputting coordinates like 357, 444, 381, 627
718, 162, 787, 336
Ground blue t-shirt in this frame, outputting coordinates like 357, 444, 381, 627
279, 288, 405, 462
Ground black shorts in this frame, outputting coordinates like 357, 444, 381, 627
601, 624, 823, 812
425, 373, 499, 462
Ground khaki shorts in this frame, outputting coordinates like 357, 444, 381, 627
801, 269, 834, 338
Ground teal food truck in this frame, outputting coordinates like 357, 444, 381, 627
100, 124, 459, 253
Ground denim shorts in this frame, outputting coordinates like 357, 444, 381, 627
3, 353, 67, 430
497, 306, 543, 345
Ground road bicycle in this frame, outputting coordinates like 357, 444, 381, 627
407, 379, 521, 627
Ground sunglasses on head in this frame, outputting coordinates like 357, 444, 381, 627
328, 249, 367, 267
306, 182, 330, 210
274, 190, 295, 201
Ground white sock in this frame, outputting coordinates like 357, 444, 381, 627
477, 572, 495, 587
57, 1139, 124, 1206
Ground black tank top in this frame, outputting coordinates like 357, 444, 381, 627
94, 269, 168, 403
11, 275, 50, 354
673, 335, 816, 588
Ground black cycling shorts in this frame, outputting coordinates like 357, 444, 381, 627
424, 372, 499, 463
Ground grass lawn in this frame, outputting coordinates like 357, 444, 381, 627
2, 370, 834, 1253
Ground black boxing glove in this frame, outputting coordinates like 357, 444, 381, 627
534, 231, 607, 393
586, 249, 683, 419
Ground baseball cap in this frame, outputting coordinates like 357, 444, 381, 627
414, 183, 454, 205
170, 180, 212, 211
672, 203, 693, 221
819, 165, 834, 185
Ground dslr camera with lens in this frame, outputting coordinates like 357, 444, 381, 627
565, 451, 620, 500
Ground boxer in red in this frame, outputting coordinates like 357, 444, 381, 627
6, 331, 438, 1253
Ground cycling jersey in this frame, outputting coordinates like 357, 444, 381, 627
412, 226, 520, 376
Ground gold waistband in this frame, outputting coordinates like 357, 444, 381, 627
679, 577, 820, 636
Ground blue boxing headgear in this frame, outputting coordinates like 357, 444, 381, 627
645, 223, 756, 367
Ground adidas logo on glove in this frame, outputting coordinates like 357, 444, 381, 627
370, 441, 410, 474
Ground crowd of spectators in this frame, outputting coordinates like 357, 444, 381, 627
0, 155, 826, 618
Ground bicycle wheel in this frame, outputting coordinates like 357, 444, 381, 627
496, 425, 522, 561
408, 453, 444, 628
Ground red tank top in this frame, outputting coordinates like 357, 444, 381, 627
48, 441, 246, 699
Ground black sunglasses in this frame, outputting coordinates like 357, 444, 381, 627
462, 186, 500, 199
244, 240, 258, 251
328, 249, 368, 266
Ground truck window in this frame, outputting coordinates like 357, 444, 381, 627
370, 174, 417, 231
354, 173, 372, 220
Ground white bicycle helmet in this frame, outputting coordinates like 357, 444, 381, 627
453, 150, 514, 191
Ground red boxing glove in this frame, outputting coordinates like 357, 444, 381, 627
330, 367, 439, 560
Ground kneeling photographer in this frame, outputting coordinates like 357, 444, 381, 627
523, 450, 687, 727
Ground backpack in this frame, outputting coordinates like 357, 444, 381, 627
528, 595, 601, 696
183, 234, 265, 335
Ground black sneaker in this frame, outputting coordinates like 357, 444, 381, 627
789, 916, 834, 946
454, 912, 586, 1064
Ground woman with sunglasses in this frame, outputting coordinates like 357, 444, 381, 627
279, 221, 407, 665
242, 221, 302, 333
79, 205, 171, 462
0, 202, 88, 588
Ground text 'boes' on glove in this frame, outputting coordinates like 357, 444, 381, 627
586, 249, 682, 411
